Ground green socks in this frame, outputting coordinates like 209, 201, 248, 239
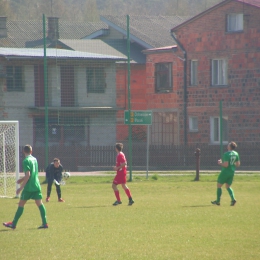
12, 206, 24, 226
217, 188, 222, 203
39, 204, 47, 225
227, 187, 235, 201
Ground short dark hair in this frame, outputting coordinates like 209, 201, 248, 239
24, 144, 32, 154
115, 143, 123, 151
229, 141, 237, 150
53, 158, 60, 163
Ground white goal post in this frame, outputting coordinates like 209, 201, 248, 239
0, 121, 19, 198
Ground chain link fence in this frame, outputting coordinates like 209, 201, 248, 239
0, 12, 259, 173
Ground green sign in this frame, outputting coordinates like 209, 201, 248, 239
124, 110, 152, 125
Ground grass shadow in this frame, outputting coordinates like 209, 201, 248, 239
182, 205, 212, 208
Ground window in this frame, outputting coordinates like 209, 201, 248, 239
155, 63, 172, 93
210, 117, 228, 144
189, 116, 198, 132
227, 14, 243, 32
34, 116, 85, 144
151, 112, 177, 145
86, 67, 105, 93
6, 66, 23, 91
212, 59, 227, 86
190, 60, 198, 85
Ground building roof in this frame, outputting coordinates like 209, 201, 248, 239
236, 0, 260, 8
171, 0, 260, 32
0, 47, 126, 61
143, 45, 177, 54
58, 39, 125, 58
100, 15, 192, 48
2, 20, 108, 48
57, 39, 145, 64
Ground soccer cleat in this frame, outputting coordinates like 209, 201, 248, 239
230, 200, 237, 206
38, 224, 48, 229
58, 198, 65, 202
46, 197, 50, 202
112, 200, 122, 206
211, 200, 220, 206
3, 222, 16, 229
128, 199, 135, 206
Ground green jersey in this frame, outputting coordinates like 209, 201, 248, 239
222, 150, 240, 174
22, 155, 41, 192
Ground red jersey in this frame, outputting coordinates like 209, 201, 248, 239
116, 152, 127, 175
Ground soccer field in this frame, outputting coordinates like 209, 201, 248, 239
0, 175, 259, 260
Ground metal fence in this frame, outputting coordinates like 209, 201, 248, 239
1, 12, 260, 173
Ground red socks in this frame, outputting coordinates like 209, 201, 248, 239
114, 190, 121, 201
114, 189, 132, 201
124, 188, 132, 198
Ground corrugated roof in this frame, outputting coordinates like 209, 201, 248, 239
2, 20, 108, 48
100, 15, 192, 48
0, 47, 126, 60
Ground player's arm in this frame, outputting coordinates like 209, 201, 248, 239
235, 160, 240, 167
116, 162, 126, 171
16, 171, 30, 195
218, 159, 229, 168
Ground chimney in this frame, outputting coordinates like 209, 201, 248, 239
0, 17, 7, 38
47, 17, 59, 41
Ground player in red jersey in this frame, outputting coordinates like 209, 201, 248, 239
112, 143, 134, 206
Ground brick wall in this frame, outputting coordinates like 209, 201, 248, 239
116, 63, 147, 141
171, 0, 260, 144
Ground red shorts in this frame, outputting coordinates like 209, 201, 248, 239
113, 173, 127, 185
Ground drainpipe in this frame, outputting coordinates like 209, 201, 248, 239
171, 32, 187, 145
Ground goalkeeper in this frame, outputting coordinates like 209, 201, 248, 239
45, 158, 65, 202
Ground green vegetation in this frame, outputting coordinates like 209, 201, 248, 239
0, 175, 259, 260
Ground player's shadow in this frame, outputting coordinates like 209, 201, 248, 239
75, 205, 111, 209
182, 205, 212, 208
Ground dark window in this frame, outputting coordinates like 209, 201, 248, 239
86, 67, 105, 93
6, 66, 23, 91
34, 116, 85, 144
190, 60, 198, 85
155, 63, 172, 93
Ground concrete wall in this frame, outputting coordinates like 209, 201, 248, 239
76, 63, 116, 107
48, 65, 61, 107
2, 65, 34, 145
89, 112, 116, 146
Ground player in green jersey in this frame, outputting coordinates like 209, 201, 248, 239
3, 144, 48, 229
211, 141, 240, 206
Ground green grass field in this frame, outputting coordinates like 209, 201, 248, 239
0, 174, 260, 260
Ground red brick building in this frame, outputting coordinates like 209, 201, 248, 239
144, 0, 260, 145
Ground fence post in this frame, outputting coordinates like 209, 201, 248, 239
194, 148, 201, 181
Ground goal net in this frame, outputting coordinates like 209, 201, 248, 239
0, 121, 19, 198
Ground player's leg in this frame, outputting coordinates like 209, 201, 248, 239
35, 198, 48, 228
3, 195, 27, 229
12, 199, 27, 227
226, 176, 236, 206
121, 183, 134, 205
211, 172, 225, 205
112, 180, 121, 205
55, 183, 64, 202
46, 180, 53, 201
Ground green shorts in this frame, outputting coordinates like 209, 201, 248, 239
20, 190, 43, 201
217, 171, 234, 185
